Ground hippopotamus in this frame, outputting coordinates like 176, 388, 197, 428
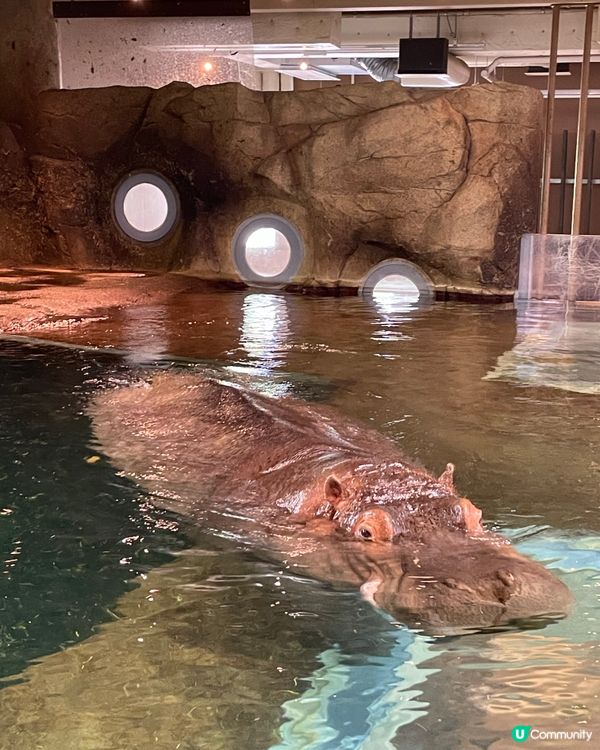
89, 373, 572, 633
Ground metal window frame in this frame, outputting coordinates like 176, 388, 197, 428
360, 259, 435, 300
112, 171, 180, 244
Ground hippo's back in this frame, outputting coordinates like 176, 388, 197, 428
89, 373, 397, 517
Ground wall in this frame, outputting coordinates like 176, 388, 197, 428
505, 65, 600, 235
0, 0, 59, 128
1, 80, 543, 296
0, 123, 58, 265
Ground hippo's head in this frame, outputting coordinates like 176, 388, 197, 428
308, 462, 484, 541
293, 463, 572, 634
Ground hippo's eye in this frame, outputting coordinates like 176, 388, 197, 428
353, 509, 394, 543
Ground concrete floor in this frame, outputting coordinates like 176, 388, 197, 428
0, 268, 224, 337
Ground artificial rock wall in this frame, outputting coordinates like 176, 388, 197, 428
0, 80, 543, 295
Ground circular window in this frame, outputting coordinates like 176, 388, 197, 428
233, 214, 304, 285
372, 274, 420, 304
361, 260, 434, 306
245, 228, 292, 278
113, 172, 179, 243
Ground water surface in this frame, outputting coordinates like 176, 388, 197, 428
0, 290, 598, 749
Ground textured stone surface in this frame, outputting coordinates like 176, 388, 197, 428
0, 123, 58, 264
1, 81, 543, 294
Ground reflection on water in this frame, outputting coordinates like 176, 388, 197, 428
486, 301, 600, 394
0, 530, 596, 750
1, 288, 600, 749
122, 304, 169, 365
273, 635, 436, 750
240, 293, 291, 370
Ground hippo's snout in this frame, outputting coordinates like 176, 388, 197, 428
490, 557, 573, 624
361, 533, 573, 634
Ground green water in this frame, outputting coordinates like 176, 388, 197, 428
0, 344, 190, 680
0, 292, 598, 750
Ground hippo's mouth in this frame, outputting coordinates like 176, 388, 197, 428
361, 574, 571, 635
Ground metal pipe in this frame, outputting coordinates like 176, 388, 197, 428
481, 53, 600, 82
566, 4, 595, 303
585, 129, 596, 233
539, 4, 562, 233
559, 129, 569, 233
542, 89, 600, 98
570, 3, 595, 235
254, 2, 599, 13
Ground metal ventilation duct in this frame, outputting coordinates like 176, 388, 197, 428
356, 54, 470, 89
355, 57, 398, 82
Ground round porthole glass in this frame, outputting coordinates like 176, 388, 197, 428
233, 214, 304, 285
245, 228, 292, 278
361, 260, 434, 309
372, 274, 420, 305
113, 172, 179, 243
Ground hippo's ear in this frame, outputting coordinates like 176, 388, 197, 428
324, 475, 343, 503
458, 498, 483, 533
438, 462, 455, 491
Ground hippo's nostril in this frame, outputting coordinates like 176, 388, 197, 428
496, 569, 516, 588
494, 568, 517, 605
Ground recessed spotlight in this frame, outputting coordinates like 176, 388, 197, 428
299, 61, 309, 71
203, 61, 214, 73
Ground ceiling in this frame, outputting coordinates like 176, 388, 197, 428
53, 1, 600, 92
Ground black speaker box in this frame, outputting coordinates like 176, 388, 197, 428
398, 38, 449, 75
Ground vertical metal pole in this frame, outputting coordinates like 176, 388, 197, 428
539, 4, 562, 233
585, 130, 596, 233
570, 4, 595, 235
559, 129, 569, 233
567, 4, 595, 305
